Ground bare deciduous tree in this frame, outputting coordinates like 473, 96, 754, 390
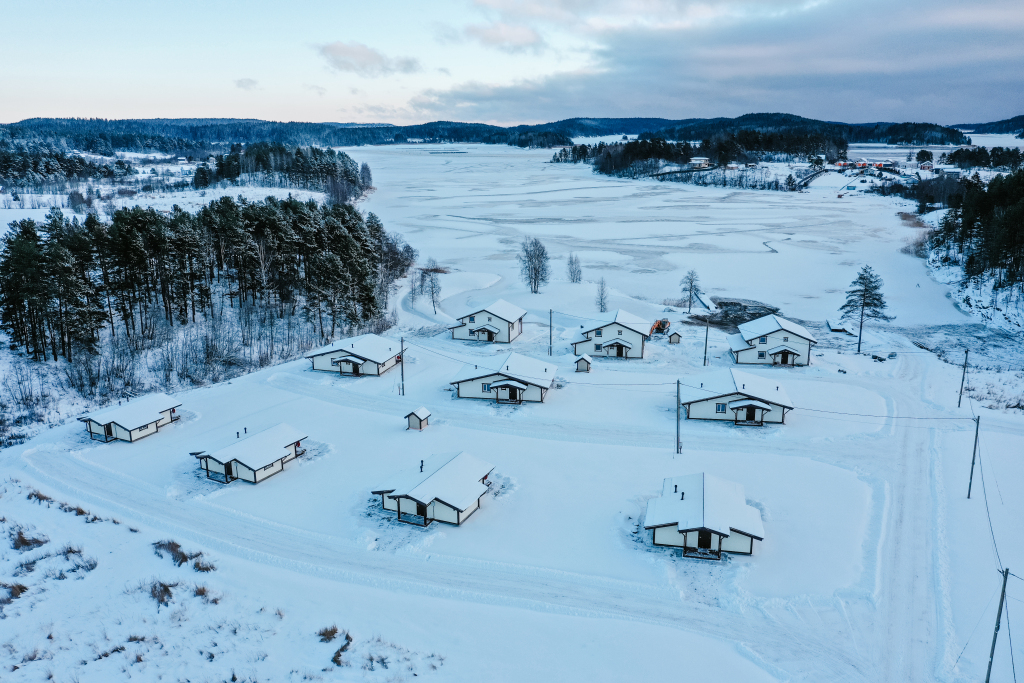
518, 238, 550, 294
680, 269, 701, 312
566, 253, 582, 283
595, 277, 608, 313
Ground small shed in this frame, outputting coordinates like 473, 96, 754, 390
644, 472, 764, 560
405, 407, 431, 431
669, 331, 682, 344
78, 393, 181, 443
575, 354, 592, 373
195, 424, 307, 484
372, 452, 494, 527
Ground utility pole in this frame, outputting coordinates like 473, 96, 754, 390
400, 337, 405, 396
958, 349, 969, 408
703, 318, 709, 367
985, 567, 1010, 683
549, 309, 552, 356
676, 380, 681, 454
968, 416, 980, 498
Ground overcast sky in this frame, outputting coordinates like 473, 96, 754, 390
2, 0, 1022, 126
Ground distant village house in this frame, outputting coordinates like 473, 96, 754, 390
304, 334, 401, 376
78, 393, 181, 443
679, 369, 794, 426
570, 309, 651, 359
449, 299, 527, 343
644, 472, 764, 559
450, 352, 556, 404
727, 314, 817, 366
373, 452, 494, 526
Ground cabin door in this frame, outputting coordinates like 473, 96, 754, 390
616, 345, 624, 357
745, 407, 756, 422
508, 387, 519, 402
224, 462, 233, 480
697, 530, 712, 549
486, 331, 494, 342
780, 351, 790, 364
416, 502, 427, 519
352, 363, 360, 376
104, 423, 113, 438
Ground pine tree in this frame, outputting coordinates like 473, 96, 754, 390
839, 265, 894, 353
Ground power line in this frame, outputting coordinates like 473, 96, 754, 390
956, 583, 1003, 669
1008, 596, 1018, 683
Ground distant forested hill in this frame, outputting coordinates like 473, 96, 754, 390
954, 115, 1024, 136
1, 113, 972, 160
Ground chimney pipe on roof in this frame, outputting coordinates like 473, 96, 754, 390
674, 484, 677, 492
681, 492, 685, 500
420, 459, 424, 473
236, 431, 239, 439
244, 427, 247, 434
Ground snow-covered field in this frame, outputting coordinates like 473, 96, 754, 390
2, 143, 1023, 682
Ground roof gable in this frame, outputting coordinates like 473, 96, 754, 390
462, 299, 526, 323
384, 452, 495, 511
678, 369, 793, 408
81, 393, 181, 431
304, 334, 400, 364
578, 309, 651, 337
737, 315, 817, 343
644, 473, 764, 540
207, 423, 307, 470
451, 352, 557, 388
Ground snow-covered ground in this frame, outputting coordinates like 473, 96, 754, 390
2, 142, 1023, 682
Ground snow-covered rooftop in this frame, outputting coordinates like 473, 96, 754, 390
79, 392, 181, 430
382, 452, 494, 512
737, 314, 817, 344
405, 407, 431, 420
461, 299, 527, 323
205, 424, 307, 471
451, 352, 557, 388
679, 369, 793, 408
644, 473, 764, 540
577, 309, 651, 337
304, 334, 401, 364
728, 333, 753, 352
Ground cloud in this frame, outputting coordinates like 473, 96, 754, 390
319, 42, 421, 77
234, 78, 258, 90
304, 84, 327, 97
465, 21, 546, 53
410, 0, 1024, 124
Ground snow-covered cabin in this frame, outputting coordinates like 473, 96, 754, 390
304, 334, 400, 376
372, 452, 494, 526
669, 331, 682, 344
78, 393, 181, 443
919, 160, 934, 171
450, 352, 556, 404
194, 424, 307, 484
570, 309, 651, 359
405, 407, 430, 431
644, 473, 764, 559
575, 354, 592, 372
679, 369, 794, 426
727, 314, 817, 366
689, 157, 710, 169
448, 299, 527, 343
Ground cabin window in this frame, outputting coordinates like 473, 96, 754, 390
487, 316, 492, 321
594, 344, 602, 351
759, 336, 767, 344
469, 329, 476, 336
469, 315, 475, 322
758, 351, 766, 359
783, 336, 789, 342
595, 329, 602, 337
481, 383, 491, 392
618, 330, 622, 335
716, 403, 726, 413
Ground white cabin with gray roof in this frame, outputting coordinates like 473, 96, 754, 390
644, 472, 764, 559
78, 393, 181, 443
450, 352, 556, 404
679, 369, 793, 426
728, 314, 816, 366
448, 299, 527, 343
372, 452, 494, 526
570, 309, 651, 359
304, 334, 401, 376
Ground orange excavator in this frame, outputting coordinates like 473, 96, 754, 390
649, 319, 670, 336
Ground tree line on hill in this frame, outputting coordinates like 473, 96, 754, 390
941, 146, 1023, 171
932, 169, 1024, 292
1, 131, 136, 186
0, 198, 415, 383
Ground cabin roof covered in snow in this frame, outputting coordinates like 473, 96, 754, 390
451, 352, 557, 388
304, 334, 400, 364
79, 393, 181, 430
576, 354, 593, 363
576, 309, 651, 337
644, 472, 764, 540
204, 424, 307, 470
727, 333, 753, 352
405, 407, 431, 420
378, 452, 494, 512
461, 299, 527, 323
737, 314, 817, 343
678, 369, 793, 408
